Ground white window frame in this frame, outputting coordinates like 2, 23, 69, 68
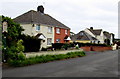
36, 25, 40, 31
47, 38, 52, 45
48, 27, 52, 33
56, 28, 60, 34
65, 29, 68, 34
80, 32, 83, 36
56, 39, 60, 43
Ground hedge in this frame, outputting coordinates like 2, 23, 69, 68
52, 42, 110, 50
52, 43, 75, 50
74, 42, 109, 47
20, 34, 41, 52
8, 51, 85, 67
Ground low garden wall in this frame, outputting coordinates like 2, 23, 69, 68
25, 49, 83, 58
80, 46, 112, 51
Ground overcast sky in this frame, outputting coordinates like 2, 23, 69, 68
0, 0, 119, 38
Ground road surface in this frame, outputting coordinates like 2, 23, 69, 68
2, 50, 119, 77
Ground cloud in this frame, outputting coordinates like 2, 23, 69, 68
0, 0, 119, 38
45, 0, 119, 37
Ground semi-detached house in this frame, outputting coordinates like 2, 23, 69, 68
13, 5, 71, 50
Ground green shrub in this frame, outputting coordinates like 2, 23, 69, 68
76, 42, 108, 47
52, 43, 76, 50
16, 40, 24, 52
2, 16, 24, 62
8, 59, 22, 67
20, 34, 41, 52
18, 52, 26, 60
4, 40, 25, 62
62, 44, 69, 50
75, 44, 79, 49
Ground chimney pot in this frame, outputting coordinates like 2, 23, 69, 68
90, 27, 93, 30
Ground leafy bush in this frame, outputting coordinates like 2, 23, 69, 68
75, 44, 79, 49
52, 43, 64, 50
20, 34, 41, 52
69, 43, 75, 47
116, 42, 120, 46
2, 16, 24, 62
8, 51, 85, 67
16, 40, 24, 52
62, 43, 69, 50
52, 43, 76, 50
4, 40, 25, 62
18, 52, 26, 60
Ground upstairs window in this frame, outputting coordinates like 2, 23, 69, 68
65, 30, 68, 34
80, 32, 84, 36
36, 25, 40, 31
56, 28, 60, 34
48, 27, 52, 33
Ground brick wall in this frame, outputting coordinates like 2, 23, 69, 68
80, 46, 112, 51
54, 27, 70, 43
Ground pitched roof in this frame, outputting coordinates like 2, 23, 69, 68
84, 32, 97, 40
13, 10, 70, 29
71, 31, 97, 41
35, 33, 46, 40
103, 31, 111, 39
88, 29, 102, 35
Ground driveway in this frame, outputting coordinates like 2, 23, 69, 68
2, 50, 119, 77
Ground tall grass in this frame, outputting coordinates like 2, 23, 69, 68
8, 51, 86, 67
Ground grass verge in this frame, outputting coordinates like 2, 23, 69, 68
8, 51, 85, 67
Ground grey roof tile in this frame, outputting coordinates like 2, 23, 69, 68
88, 29, 102, 35
71, 31, 97, 41
13, 10, 70, 29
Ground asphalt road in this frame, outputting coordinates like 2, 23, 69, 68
2, 50, 119, 77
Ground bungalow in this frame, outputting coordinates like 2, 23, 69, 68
13, 5, 70, 50
70, 31, 98, 43
71, 27, 114, 45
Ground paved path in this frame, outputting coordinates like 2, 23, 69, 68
25, 49, 83, 58
2, 50, 119, 77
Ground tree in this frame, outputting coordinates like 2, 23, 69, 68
2, 16, 24, 62
70, 32, 75, 36
2, 16, 24, 47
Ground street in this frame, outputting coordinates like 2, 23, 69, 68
2, 50, 119, 77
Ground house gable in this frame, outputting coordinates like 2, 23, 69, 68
84, 28, 96, 37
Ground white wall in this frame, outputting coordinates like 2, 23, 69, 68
40, 24, 54, 48
110, 34, 113, 45
21, 24, 33, 36
96, 30, 104, 44
21, 23, 54, 49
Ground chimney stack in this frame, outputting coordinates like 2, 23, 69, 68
37, 5, 44, 13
